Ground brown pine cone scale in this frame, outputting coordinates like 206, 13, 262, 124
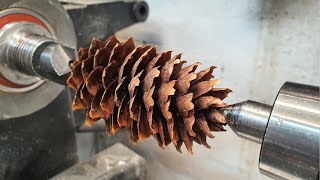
67, 36, 232, 154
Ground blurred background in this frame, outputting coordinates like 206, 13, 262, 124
0, 0, 319, 179
77, 0, 319, 179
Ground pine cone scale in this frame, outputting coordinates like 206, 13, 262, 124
81, 56, 94, 80
183, 110, 196, 137
175, 93, 194, 117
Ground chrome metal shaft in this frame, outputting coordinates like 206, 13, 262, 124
220, 100, 271, 144
220, 82, 320, 180
33, 40, 75, 85
7, 33, 75, 85
0, 21, 75, 89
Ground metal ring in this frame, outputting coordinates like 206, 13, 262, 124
0, 8, 56, 92
0, 0, 76, 120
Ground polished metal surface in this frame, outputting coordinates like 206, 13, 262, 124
3, 29, 74, 86
0, 0, 76, 120
222, 81, 319, 180
11, 0, 77, 49
259, 82, 320, 180
37, 43, 74, 76
35, 43, 75, 85
221, 100, 271, 144
0, 16, 74, 88
0, 10, 55, 92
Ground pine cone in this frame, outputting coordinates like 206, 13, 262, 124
67, 36, 231, 154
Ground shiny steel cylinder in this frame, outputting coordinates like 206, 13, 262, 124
2, 23, 74, 86
222, 100, 271, 143
222, 81, 319, 180
259, 82, 320, 180
0, 1, 77, 120
7, 34, 54, 76
33, 41, 75, 85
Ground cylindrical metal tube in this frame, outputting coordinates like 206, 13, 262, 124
5, 29, 74, 86
221, 100, 271, 144
7, 34, 53, 76
221, 81, 319, 180
0, 4, 77, 119
0, 22, 52, 88
259, 82, 320, 180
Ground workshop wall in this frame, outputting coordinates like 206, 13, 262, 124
113, 0, 320, 180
